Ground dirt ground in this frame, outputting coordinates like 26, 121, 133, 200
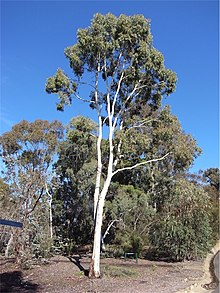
0, 254, 205, 293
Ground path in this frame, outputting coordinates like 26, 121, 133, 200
176, 241, 219, 293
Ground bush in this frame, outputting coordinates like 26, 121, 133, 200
209, 202, 220, 244
130, 234, 143, 256
149, 178, 213, 261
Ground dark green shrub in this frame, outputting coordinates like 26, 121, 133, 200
130, 234, 143, 256
149, 179, 213, 261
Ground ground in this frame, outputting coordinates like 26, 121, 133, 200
0, 254, 207, 293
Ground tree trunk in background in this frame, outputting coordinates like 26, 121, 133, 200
5, 231, 13, 257
49, 194, 53, 239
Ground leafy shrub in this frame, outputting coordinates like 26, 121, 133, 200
130, 234, 143, 256
209, 202, 220, 244
149, 178, 213, 261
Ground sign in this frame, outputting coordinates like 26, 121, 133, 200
0, 219, 23, 228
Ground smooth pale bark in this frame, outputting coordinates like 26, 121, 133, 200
101, 219, 119, 249
93, 67, 103, 220
89, 174, 112, 278
89, 108, 114, 277
49, 194, 53, 239
5, 232, 14, 257
45, 184, 53, 239
94, 115, 102, 220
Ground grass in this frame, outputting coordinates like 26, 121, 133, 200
102, 265, 139, 278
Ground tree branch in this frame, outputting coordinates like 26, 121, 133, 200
25, 187, 44, 216
112, 153, 170, 177
101, 219, 119, 246
73, 92, 95, 104
113, 83, 139, 130
125, 118, 157, 131
111, 71, 124, 121
113, 121, 123, 168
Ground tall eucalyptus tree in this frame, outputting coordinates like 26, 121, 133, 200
46, 13, 177, 277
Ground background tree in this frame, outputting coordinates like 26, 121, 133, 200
149, 178, 213, 261
0, 178, 19, 257
46, 13, 177, 278
185, 168, 219, 244
113, 105, 202, 212
203, 168, 219, 201
0, 120, 63, 265
202, 168, 219, 242
52, 117, 96, 250
104, 184, 155, 254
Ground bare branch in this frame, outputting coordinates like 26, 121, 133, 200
25, 187, 44, 216
73, 92, 95, 104
113, 83, 139, 129
111, 71, 124, 120
113, 121, 123, 168
102, 116, 109, 125
116, 80, 166, 120
45, 183, 52, 198
78, 81, 96, 90
125, 118, 157, 131
101, 219, 119, 246
112, 153, 170, 177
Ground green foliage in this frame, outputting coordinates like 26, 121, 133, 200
0, 120, 63, 264
105, 184, 155, 253
130, 234, 143, 255
112, 106, 202, 213
202, 168, 220, 242
151, 106, 202, 171
149, 178, 213, 261
204, 168, 219, 189
52, 117, 96, 247
46, 68, 77, 111
46, 13, 177, 118
208, 202, 219, 243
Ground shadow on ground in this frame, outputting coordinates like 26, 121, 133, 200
67, 256, 89, 276
0, 270, 39, 292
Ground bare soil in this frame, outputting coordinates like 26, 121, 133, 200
0, 255, 205, 293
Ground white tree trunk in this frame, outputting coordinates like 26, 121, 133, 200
45, 184, 53, 239
49, 194, 53, 239
5, 231, 13, 257
89, 112, 114, 277
89, 175, 112, 278
94, 115, 102, 220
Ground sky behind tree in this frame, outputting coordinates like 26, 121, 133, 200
1, 0, 219, 172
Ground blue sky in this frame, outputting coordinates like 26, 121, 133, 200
1, 0, 219, 172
